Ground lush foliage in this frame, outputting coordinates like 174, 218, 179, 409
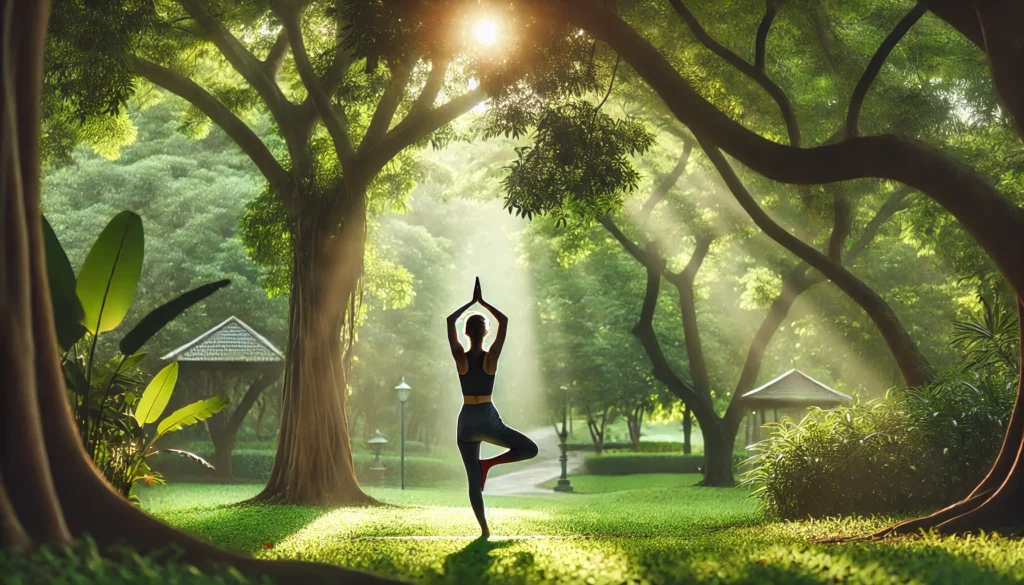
140, 478, 1024, 585
747, 297, 1019, 518
44, 210, 229, 497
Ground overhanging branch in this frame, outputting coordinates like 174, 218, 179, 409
177, 0, 292, 124
668, 0, 800, 147
567, 1, 1024, 294
275, 0, 355, 169
360, 87, 487, 177
698, 139, 934, 386
360, 61, 413, 150
130, 58, 292, 199
846, 4, 927, 138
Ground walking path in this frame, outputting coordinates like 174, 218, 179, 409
484, 426, 586, 495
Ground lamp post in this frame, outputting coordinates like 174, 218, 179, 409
394, 377, 412, 489
554, 389, 574, 493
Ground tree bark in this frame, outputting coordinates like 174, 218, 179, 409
682, 405, 692, 454
254, 194, 374, 505
0, 3, 396, 580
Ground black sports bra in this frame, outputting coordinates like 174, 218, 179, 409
459, 351, 495, 396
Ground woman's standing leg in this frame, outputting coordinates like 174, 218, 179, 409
457, 440, 489, 536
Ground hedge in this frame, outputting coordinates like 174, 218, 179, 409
583, 452, 747, 475
151, 448, 463, 487
567, 441, 689, 453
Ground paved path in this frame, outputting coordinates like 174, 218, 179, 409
484, 426, 586, 496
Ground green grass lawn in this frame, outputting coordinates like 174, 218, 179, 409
139, 476, 1024, 585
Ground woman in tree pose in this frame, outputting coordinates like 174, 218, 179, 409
447, 277, 538, 537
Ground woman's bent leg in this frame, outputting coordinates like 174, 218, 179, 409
457, 440, 488, 535
484, 424, 539, 466
479, 424, 539, 490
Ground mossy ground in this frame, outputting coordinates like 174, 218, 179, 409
140, 474, 1024, 585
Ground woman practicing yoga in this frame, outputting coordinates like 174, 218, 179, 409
447, 277, 538, 537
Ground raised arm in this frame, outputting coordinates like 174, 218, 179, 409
447, 295, 475, 375
478, 293, 509, 375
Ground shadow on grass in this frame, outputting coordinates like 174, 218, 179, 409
441, 538, 517, 584
160, 503, 331, 555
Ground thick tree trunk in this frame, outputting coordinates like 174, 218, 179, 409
682, 405, 692, 454
697, 417, 739, 487
255, 197, 374, 505
0, 4, 395, 580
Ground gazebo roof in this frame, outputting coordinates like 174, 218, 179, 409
740, 369, 851, 406
161, 316, 283, 364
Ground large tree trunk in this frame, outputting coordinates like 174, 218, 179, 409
0, 3, 394, 580
255, 196, 373, 505
682, 405, 692, 454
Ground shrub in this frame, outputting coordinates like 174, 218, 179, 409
583, 452, 745, 475
745, 297, 1017, 519
745, 376, 1015, 518
152, 448, 463, 487
568, 441, 687, 453
43, 212, 229, 499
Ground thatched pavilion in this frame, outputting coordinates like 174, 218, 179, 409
740, 369, 851, 444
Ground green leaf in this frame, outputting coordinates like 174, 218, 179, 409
41, 216, 86, 350
76, 210, 144, 334
119, 279, 231, 356
134, 362, 178, 424
156, 397, 229, 436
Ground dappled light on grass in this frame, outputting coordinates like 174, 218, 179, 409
141, 478, 1024, 585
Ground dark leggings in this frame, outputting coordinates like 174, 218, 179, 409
457, 403, 538, 530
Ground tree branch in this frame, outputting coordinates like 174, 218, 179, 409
631, 245, 719, 423
360, 61, 413, 150
663, 236, 713, 397
846, 187, 912, 261
409, 59, 448, 117
698, 139, 934, 386
732, 186, 913, 405
275, 0, 355, 169
360, 87, 487, 177
566, 2, 1024, 294
177, 0, 292, 123
668, 0, 800, 147
599, 215, 655, 266
638, 140, 693, 222
846, 3, 927, 138
130, 58, 292, 199
263, 28, 290, 76
754, 0, 781, 73
228, 368, 283, 433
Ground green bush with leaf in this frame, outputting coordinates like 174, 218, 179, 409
745, 296, 1019, 519
43, 211, 230, 498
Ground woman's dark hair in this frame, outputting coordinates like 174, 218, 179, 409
465, 313, 489, 342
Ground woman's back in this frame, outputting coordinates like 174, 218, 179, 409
459, 351, 495, 396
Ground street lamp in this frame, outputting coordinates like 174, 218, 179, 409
554, 388, 574, 493
394, 377, 412, 490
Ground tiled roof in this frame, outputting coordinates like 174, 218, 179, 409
161, 316, 284, 363
740, 369, 851, 405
